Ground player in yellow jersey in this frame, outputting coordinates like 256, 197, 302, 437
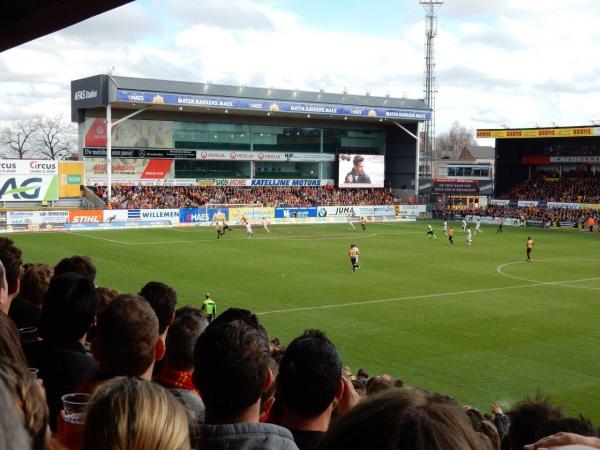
216, 222, 224, 239
360, 216, 368, 231
526, 236, 534, 262
348, 244, 360, 272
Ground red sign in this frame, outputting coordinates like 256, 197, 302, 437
68, 210, 103, 224
140, 160, 174, 179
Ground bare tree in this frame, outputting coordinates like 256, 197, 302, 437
0, 117, 40, 159
435, 121, 476, 159
37, 114, 76, 159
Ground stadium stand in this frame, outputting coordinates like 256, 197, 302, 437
1, 235, 600, 450
94, 185, 396, 209
500, 170, 600, 203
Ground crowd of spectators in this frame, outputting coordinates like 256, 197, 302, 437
2, 235, 600, 450
445, 204, 600, 225
93, 185, 396, 209
500, 169, 600, 203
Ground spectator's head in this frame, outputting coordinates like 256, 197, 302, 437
278, 329, 343, 420
541, 415, 599, 439
0, 237, 23, 311
95, 286, 120, 316
193, 308, 271, 422
366, 374, 396, 396
0, 380, 30, 450
507, 396, 564, 450
165, 313, 208, 371
20, 264, 53, 308
0, 312, 28, 369
41, 273, 97, 344
174, 305, 203, 319
53, 255, 96, 282
315, 389, 481, 450
480, 420, 501, 450
139, 281, 177, 336
0, 359, 49, 450
93, 294, 163, 379
83, 377, 190, 450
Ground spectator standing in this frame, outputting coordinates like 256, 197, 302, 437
192, 308, 298, 450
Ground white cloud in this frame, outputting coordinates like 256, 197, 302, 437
1, 0, 600, 139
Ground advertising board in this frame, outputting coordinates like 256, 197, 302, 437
274, 207, 318, 218
0, 160, 59, 202
84, 158, 175, 182
7, 210, 69, 225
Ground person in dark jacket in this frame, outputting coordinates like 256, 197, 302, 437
192, 308, 298, 450
25, 273, 98, 430
278, 330, 358, 450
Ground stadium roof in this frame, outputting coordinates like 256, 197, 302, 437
109, 75, 429, 110
1, 0, 132, 52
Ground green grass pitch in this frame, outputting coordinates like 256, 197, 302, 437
6, 221, 600, 420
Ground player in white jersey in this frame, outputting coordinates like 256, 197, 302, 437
466, 227, 473, 246
246, 222, 253, 238
443, 221, 448, 236
347, 215, 356, 231
426, 223, 438, 240
462, 218, 467, 232
262, 217, 271, 233
475, 218, 483, 234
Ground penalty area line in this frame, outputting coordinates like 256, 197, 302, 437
65, 232, 131, 245
256, 282, 545, 316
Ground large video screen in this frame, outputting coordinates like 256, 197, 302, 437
338, 154, 385, 188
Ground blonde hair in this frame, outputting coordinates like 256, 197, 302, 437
0, 360, 48, 450
83, 377, 190, 450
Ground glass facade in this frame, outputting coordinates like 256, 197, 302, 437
84, 118, 388, 180
172, 123, 385, 154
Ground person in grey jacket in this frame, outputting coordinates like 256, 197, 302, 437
192, 308, 298, 450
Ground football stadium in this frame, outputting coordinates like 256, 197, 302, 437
2, 3, 600, 450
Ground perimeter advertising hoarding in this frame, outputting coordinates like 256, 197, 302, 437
84, 159, 175, 182
0, 160, 59, 201
317, 205, 396, 217
338, 154, 385, 188
179, 208, 230, 223
229, 207, 275, 221
7, 211, 69, 225
103, 209, 180, 224
274, 207, 318, 218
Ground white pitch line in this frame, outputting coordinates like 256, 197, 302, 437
256, 282, 544, 315
496, 260, 600, 291
65, 232, 131, 245
257, 273, 600, 316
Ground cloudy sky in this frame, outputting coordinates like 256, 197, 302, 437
2, 0, 600, 141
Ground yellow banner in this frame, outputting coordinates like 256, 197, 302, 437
229, 207, 275, 222
58, 161, 84, 198
477, 127, 598, 139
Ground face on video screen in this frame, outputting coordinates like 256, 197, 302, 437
338, 154, 384, 188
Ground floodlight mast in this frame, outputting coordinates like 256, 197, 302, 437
419, 0, 443, 186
